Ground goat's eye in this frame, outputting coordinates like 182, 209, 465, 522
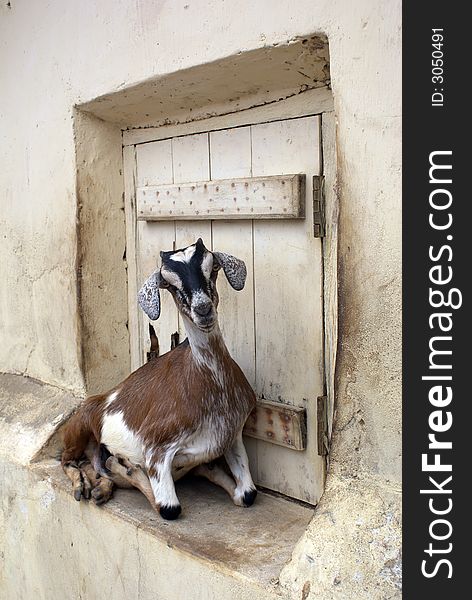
212, 263, 220, 272
160, 279, 169, 288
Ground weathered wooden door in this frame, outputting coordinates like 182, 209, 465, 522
124, 115, 325, 504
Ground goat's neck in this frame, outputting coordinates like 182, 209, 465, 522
183, 317, 230, 369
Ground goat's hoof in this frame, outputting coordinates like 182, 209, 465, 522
159, 504, 181, 520
73, 487, 83, 501
91, 488, 103, 504
91, 480, 114, 506
242, 488, 257, 507
91, 493, 112, 506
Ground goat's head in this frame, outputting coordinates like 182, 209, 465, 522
138, 238, 246, 332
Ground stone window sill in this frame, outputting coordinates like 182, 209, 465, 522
1, 373, 313, 596
34, 460, 313, 587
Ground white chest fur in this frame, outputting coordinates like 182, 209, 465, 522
172, 417, 231, 471
101, 410, 144, 466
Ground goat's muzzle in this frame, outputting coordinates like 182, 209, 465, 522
192, 310, 217, 332
194, 302, 212, 317
190, 296, 217, 331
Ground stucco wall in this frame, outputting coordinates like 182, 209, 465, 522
1, 1, 401, 598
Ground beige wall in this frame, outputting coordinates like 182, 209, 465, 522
1, 1, 401, 598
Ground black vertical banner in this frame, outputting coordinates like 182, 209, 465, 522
403, 4, 467, 598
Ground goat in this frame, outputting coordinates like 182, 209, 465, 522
61, 238, 257, 519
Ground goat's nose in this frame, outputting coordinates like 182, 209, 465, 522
194, 303, 212, 317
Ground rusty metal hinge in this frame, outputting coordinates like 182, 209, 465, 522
244, 399, 307, 451
317, 395, 329, 456
313, 176, 326, 238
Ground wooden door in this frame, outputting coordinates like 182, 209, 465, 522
126, 115, 325, 504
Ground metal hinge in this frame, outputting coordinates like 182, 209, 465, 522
317, 395, 330, 456
313, 176, 326, 237
244, 399, 307, 451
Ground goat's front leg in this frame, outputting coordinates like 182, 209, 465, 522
63, 460, 92, 501
80, 459, 115, 506
105, 455, 157, 509
107, 452, 181, 520
224, 431, 257, 507
148, 452, 182, 520
193, 462, 237, 500
63, 457, 115, 505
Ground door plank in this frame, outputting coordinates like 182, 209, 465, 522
172, 133, 210, 184
209, 127, 259, 474
136, 139, 173, 186
172, 132, 212, 247
172, 133, 212, 339
210, 127, 252, 178
138, 222, 178, 358
250, 116, 325, 503
172, 132, 212, 249
136, 140, 178, 360
210, 128, 255, 385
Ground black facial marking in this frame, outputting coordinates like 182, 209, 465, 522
161, 241, 212, 301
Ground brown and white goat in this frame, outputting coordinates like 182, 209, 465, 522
61, 238, 257, 519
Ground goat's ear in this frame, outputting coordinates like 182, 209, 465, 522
213, 251, 247, 291
138, 270, 161, 320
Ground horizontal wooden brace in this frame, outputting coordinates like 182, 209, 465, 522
243, 399, 307, 451
136, 174, 306, 221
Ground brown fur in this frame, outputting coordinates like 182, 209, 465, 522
62, 335, 254, 462
111, 335, 254, 463
61, 397, 106, 465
